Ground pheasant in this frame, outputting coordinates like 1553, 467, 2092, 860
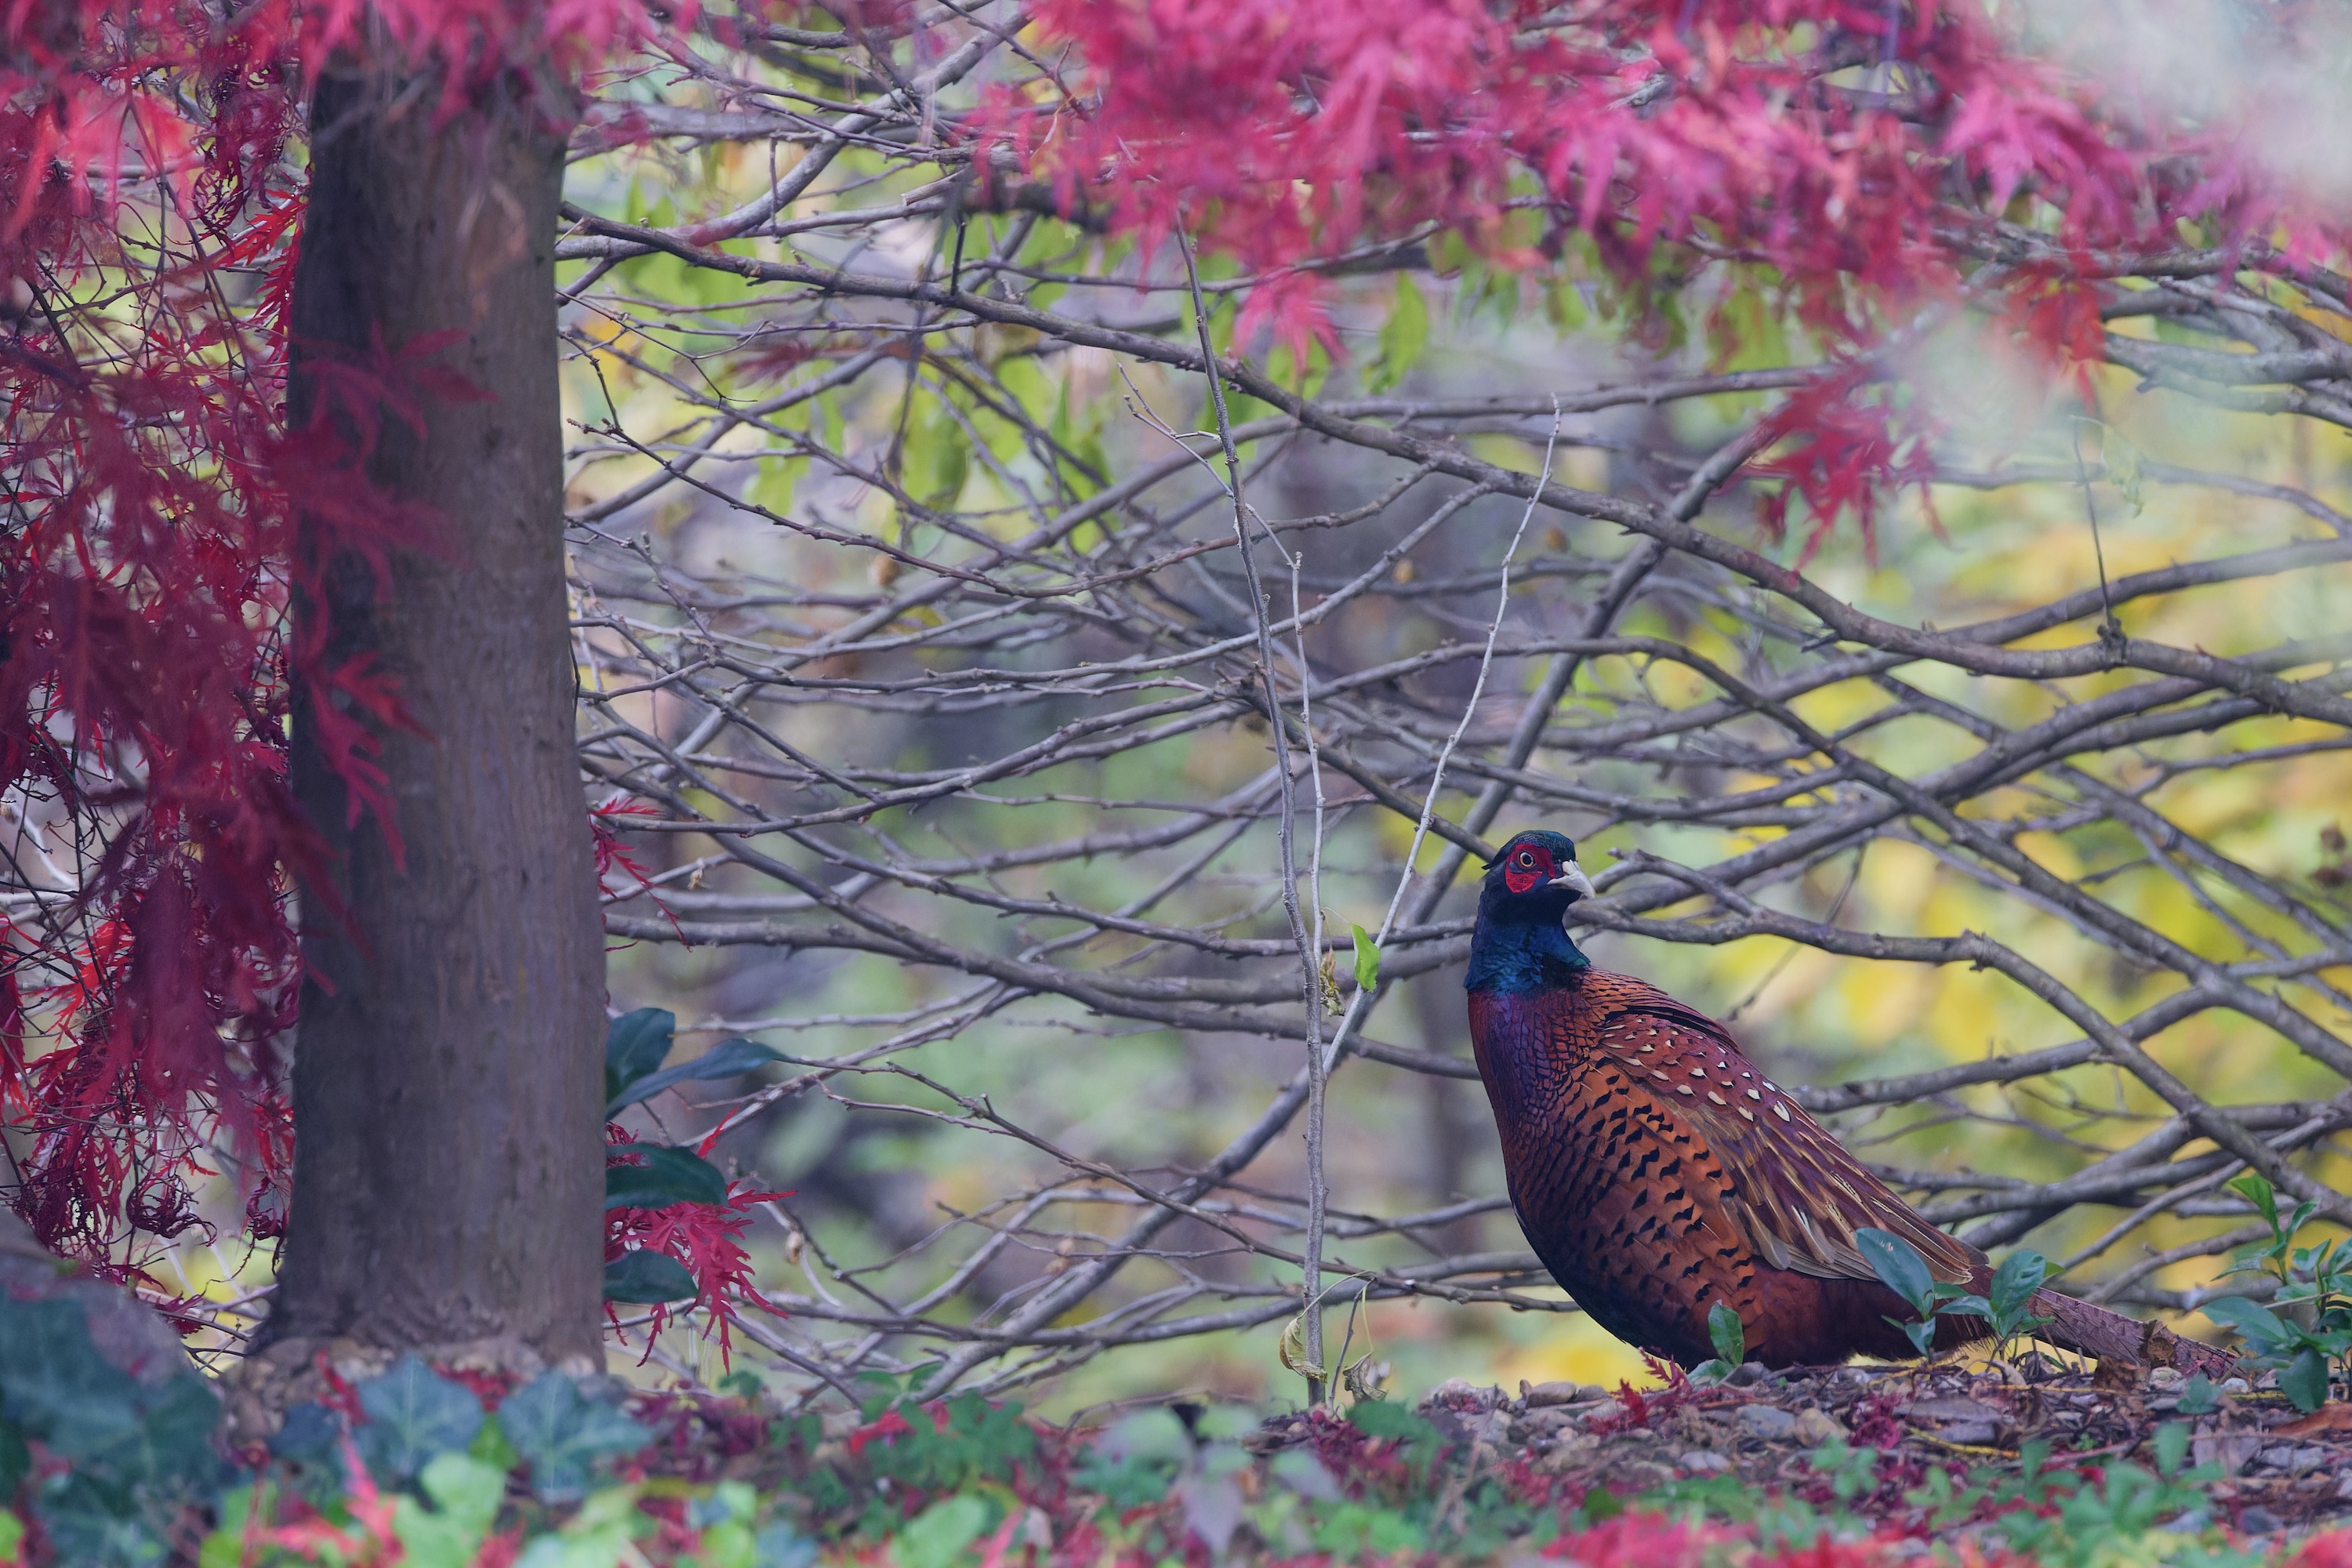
1465, 829, 2231, 1375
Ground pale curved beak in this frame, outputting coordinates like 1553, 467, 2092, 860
1548, 862, 1595, 902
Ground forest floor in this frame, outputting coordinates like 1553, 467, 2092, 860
620, 1353, 2352, 1567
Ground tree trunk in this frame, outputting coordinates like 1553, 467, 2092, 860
263, 66, 603, 1370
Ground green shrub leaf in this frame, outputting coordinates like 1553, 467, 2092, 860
604, 1007, 677, 1105
604, 1250, 701, 1303
1854, 1228, 1937, 1316
605, 1144, 730, 1210
607, 1036, 783, 1116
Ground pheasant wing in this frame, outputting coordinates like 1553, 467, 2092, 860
1592, 989, 1976, 1286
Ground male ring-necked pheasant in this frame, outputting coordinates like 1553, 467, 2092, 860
1466, 829, 2230, 1374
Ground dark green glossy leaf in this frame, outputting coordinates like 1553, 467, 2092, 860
604, 1008, 676, 1105
604, 1250, 700, 1304
605, 1144, 728, 1210
605, 1035, 782, 1116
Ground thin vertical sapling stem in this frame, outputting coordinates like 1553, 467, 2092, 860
1178, 233, 1330, 1404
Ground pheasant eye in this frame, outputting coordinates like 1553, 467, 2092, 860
1515, 851, 1534, 866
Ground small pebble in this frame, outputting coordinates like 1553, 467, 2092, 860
2220, 1377, 2250, 1395
1726, 1362, 1769, 1388
2239, 1506, 2283, 1536
1679, 1450, 1732, 1475
1736, 1405, 1798, 1440
1793, 1407, 1846, 1446
2256, 1445, 2328, 1476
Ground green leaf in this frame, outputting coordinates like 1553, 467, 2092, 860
1345, 1398, 1438, 1451
2280, 1345, 2330, 1413
603, 1250, 700, 1304
2199, 1294, 2292, 1351
1367, 275, 1428, 393
1855, 1228, 1937, 1316
605, 1144, 729, 1210
355, 1356, 485, 1486
2100, 425, 2145, 515
1989, 1250, 2049, 1329
2152, 1421, 2190, 1477
392, 1454, 506, 1568
1706, 1301, 1745, 1365
604, 1008, 676, 1106
1350, 924, 1381, 993
605, 1035, 783, 1116
2227, 1172, 2281, 1232
499, 1373, 652, 1504
2176, 1374, 2220, 1415
746, 458, 798, 521
893, 1494, 991, 1568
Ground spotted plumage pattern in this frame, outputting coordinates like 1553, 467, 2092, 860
1470, 971, 1974, 1365
1465, 829, 2231, 1374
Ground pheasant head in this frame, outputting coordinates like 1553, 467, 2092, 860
1466, 829, 1595, 993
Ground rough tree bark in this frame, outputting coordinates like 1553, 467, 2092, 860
259, 64, 603, 1374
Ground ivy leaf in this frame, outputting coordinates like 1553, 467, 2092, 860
605, 1144, 729, 1210
354, 1356, 485, 1486
496, 1372, 652, 1504
1350, 924, 1380, 994
604, 1250, 700, 1304
604, 1008, 676, 1107
0, 1298, 146, 1460
605, 1035, 783, 1116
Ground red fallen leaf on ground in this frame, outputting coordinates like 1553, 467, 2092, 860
2274, 1404, 2352, 1439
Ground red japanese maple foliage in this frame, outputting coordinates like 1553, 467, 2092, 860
982, 0, 2347, 553
3, 0, 2344, 1320
0, 1, 664, 1280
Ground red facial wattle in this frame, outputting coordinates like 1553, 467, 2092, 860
1501, 847, 1550, 895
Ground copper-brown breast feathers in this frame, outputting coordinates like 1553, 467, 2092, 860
1585, 983, 1976, 1287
